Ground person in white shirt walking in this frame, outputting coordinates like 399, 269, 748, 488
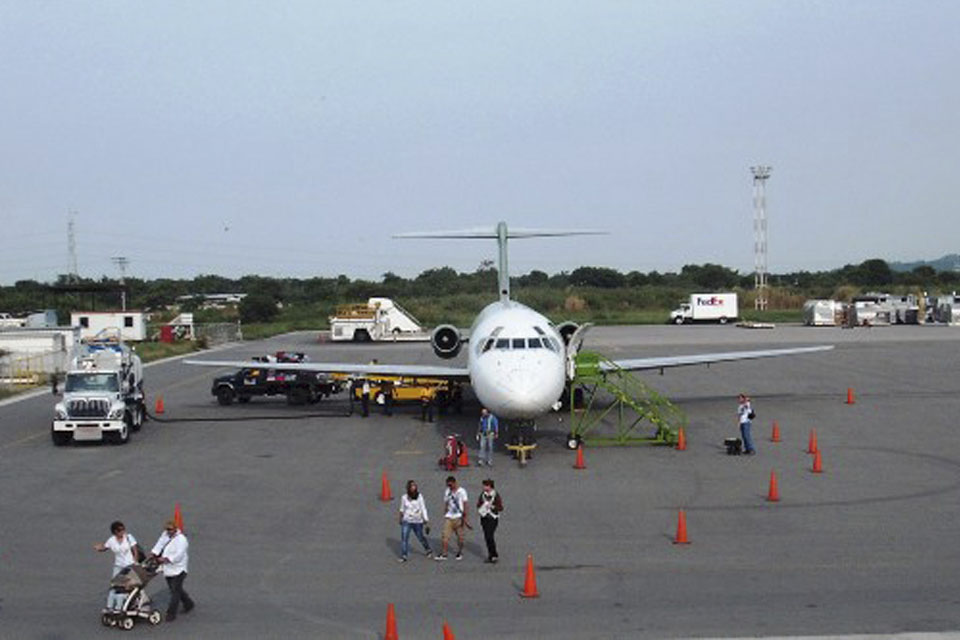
398, 480, 433, 562
436, 475, 469, 561
150, 520, 194, 622
94, 520, 142, 611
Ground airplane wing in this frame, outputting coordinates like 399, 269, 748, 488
184, 359, 471, 380
604, 345, 834, 372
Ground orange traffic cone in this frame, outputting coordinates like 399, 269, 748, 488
154, 395, 164, 414
771, 421, 781, 443
442, 621, 456, 640
380, 470, 393, 502
812, 449, 823, 474
574, 445, 586, 470
767, 470, 780, 502
173, 502, 184, 532
807, 429, 818, 454
458, 445, 469, 468
673, 510, 690, 544
675, 428, 687, 451
520, 554, 540, 598
846, 388, 856, 405
385, 603, 398, 640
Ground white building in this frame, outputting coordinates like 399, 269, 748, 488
71, 311, 148, 342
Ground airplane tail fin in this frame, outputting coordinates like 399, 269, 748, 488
395, 222, 605, 301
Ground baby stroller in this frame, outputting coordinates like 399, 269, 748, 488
101, 558, 163, 630
438, 434, 464, 471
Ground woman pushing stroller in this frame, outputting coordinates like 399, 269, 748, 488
94, 520, 143, 612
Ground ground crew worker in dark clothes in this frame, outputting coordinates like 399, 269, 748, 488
361, 379, 371, 417
420, 392, 434, 422
477, 478, 503, 563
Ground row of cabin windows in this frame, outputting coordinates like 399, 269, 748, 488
481, 336, 561, 353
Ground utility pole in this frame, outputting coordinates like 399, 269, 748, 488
111, 256, 129, 311
67, 211, 79, 283
751, 166, 772, 311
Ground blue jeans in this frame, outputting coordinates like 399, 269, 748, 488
740, 420, 755, 453
400, 522, 431, 558
478, 433, 495, 465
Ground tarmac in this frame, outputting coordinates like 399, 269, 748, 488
1, 324, 960, 639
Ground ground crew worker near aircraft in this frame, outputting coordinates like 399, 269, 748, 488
737, 393, 756, 455
476, 408, 499, 466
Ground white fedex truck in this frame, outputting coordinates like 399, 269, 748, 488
669, 293, 738, 325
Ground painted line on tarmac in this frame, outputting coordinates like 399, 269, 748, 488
0, 431, 45, 450
394, 449, 424, 455
99, 470, 122, 480
698, 634, 960, 640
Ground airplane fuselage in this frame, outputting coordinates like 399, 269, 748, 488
466, 300, 567, 420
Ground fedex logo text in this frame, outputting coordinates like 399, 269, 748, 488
695, 296, 726, 306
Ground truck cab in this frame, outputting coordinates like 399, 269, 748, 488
52, 335, 145, 446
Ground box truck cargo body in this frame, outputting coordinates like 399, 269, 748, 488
669, 293, 738, 324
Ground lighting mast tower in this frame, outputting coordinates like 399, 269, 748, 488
67, 211, 79, 283
751, 166, 772, 311
111, 256, 129, 311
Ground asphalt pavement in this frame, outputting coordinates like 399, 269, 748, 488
2, 324, 960, 639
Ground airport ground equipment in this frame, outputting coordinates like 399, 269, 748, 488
329, 297, 429, 342
212, 352, 342, 405
669, 293, 738, 325
565, 351, 685, 448
52, 329, 145, 445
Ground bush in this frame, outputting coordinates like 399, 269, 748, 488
239, 294, 280, 323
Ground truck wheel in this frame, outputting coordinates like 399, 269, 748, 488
353, 329, 371, 343
216, 386, 235, 406
51, 429, 71, 447
107, 424, 129, 445
719, 316, 728, 325
673, 316, 685, 325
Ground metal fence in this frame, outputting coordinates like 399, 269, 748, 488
0, 350, 65, 386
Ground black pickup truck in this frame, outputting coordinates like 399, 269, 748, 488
210, 352, 342, 406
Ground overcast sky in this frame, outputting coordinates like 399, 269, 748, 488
0, 1, 957, 284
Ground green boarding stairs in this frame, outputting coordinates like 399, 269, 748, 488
567, 351, 687, 447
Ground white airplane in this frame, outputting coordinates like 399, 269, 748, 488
186, 222, 832, 423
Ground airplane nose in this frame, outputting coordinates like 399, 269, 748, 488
501, 367, 560, 416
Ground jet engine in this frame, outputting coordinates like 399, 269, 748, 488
431, 324, 462, 359
556, 321, 580, 346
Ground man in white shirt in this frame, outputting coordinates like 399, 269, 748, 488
737, 393, 756, 455
436, 475, 469, 561
150, 520, 194, 622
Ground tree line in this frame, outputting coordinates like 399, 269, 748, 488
0, 258, 956, 326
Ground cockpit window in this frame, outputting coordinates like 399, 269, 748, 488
512, 338, 526, 349
527, 338, 542, 349
544, 337, 560, 352
482, 339, 495, 353
534, 326, 546, 336
495, 339, 510, 350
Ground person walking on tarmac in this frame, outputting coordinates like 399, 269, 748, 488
477, 479, 504, 563
94, 520, 143, 612
435, 476, 468, 561
381, 380, 393, 416
361, 379, 371, 418
476, 408, 499, 466
150, 520, 194, 622
397, 480, 432, 562
737, 393, 756, 455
